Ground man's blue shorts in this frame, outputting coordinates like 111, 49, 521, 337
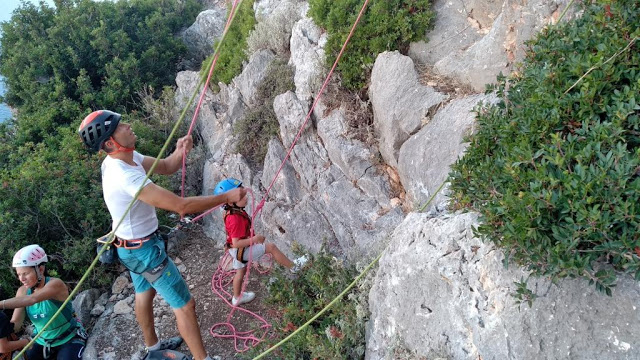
117, 234, 191, 309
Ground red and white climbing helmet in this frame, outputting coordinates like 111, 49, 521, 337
77, 110, 121, 152
12, 244, 48, 268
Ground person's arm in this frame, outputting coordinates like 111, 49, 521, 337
0, 337, 28, 353
138, 184, 247, 218
231, 235, 265, 249
3, 278, 68, 310
141, 135, 193, 175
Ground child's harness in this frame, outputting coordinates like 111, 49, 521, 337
224, 207, 251, 264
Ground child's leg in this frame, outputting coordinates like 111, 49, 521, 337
233, 267, 247, 299
264, 243, 294, 268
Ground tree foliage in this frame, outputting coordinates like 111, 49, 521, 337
0, 0, 200, 295
449, 0, 640, 296
308, 0, 435, 90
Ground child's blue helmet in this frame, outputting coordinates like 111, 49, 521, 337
214, 178, 242, 195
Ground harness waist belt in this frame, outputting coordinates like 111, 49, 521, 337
115, 230, 158, 249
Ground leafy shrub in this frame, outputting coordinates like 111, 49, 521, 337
246, 4, 301, 56
201, 0, 255, 89
0, 0, 201, 295
248, 249, 370, 359
234, 60, 295, 166
449, 1, 640, 295
308, 0, 434, 90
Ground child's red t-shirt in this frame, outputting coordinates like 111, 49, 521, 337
224, 210, 251, 246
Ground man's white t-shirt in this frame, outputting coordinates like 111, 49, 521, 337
101, 151, 158, 239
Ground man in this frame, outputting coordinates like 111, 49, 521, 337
78, 110, 245, 360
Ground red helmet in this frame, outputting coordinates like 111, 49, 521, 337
77, 110, 121, 152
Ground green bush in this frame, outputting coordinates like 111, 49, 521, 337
233, 60, 294, 166
201, 0, 255, 89
0, 0, 201, 295
308, 0, 435, 90
248, 249, 369, 359
449, 1, 640, 296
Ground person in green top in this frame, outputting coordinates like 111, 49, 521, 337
2, 245, 86, 359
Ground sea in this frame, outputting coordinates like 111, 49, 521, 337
0, 76, 11, 122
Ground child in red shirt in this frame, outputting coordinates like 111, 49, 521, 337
214, 178, 308, 306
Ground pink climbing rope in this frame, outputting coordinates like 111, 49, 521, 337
180, 0, 371, 352
209, 189, 275, 352
252, 0, 371, 218
181, 0, 242, 198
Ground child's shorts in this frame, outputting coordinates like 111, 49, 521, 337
229, 243, 266, 269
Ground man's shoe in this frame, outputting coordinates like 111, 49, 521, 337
146, 336, 184, 352
232, 291, 256, 306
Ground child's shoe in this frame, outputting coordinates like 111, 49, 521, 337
232, 291, 256, 306
290, 254, 310, 274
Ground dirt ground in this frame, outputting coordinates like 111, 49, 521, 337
172, 224, 280, 360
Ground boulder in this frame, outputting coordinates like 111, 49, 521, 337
180, 7, 227, 64
317, 108, 394, 208
369, 51, 447, 168
409, 0, 579, 91
233, 49, 276, 105
72, 288, 101, 329
397, 93, 498, 209
367, 212, 640, 359
111, 275, 130, 295
288, 16, 327, 103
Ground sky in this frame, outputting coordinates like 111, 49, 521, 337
0, 0, 57, 24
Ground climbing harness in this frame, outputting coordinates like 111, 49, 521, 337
97, 232, 170, 284
26, 278, 87, 359
223, 206, 252, 264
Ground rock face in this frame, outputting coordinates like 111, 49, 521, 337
288, 16, 327, 103
180, 7, 227, 65
167, 1, 640, 359
409, 0, 579, 91
369, 51, 447, 168
397, 93, 498, 208
367, 212, 640, 359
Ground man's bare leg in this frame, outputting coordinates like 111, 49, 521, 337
135, 288, 159, 347
174, 298, 208, 360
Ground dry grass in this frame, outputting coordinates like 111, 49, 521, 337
416, 63, 476, 97
318, 76, 376, 146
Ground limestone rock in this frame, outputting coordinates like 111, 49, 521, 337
288, 16, 327, 103
409, 0, 578, 91
367, 212, 640, 359
111, 275, 129, 295
397, 93, 498, 209
369, 51, 447, 168
317, 108, 392, 208
72, 289, 101, 329
261, 139, 302, 203
180, 8, 227, 64
233, 49, 276, 105
273, 91, 331, 191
